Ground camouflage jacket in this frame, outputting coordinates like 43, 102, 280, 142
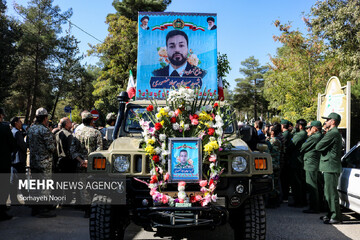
27, 123, 56, 172
266, 136, 282, 170
70, 125, 103, 160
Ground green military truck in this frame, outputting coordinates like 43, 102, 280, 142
87, 92, 273, 240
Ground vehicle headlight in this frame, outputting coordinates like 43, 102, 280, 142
113, 155, 130, 172
232, 156, 247, 172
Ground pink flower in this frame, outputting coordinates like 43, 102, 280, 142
164, 172, 170, 181
209, 154, 217, 162
195, 195, 202, 202
200, 187, 207, 193
162, 195, 169, 204
179, 198, 184, 203
211, 194, 217, 202
150, 189, 156, 196
219, 148, 223, 151
209, 183, 215, 191
191, 119, 199, 125
199, 180, 207, 187
178, 181, 186, 187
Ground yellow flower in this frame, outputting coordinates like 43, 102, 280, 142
156, 113, 162, 119
199, 111, 212, 121
147, 139, 155, 145
159, 108, 168, 117
204, 140, 219, 154
145, 145, 155, 155
160, 120, 164, 126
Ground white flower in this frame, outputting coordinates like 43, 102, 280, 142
215, 128, 223, 136
186, 105, 192, 111
161, 143, 166, 150
172, 123, 180, 130
184, 124, 190, 131
161, 150, 169, 156
210, 136, 216, 142
155, 147, 162, 154
164, 106, 170, 112
159, 134, 166, 141
169, 111, 175, 117
210, 163, 215, 169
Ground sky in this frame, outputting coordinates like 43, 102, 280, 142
6, 0, 317, 90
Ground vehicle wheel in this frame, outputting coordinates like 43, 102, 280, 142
89, 194, 127, 240
230, 195, 266, 240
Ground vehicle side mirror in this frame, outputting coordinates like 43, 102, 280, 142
257, 143, 268, 153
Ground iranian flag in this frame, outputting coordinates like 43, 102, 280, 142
218, 77, 224, 101
126, 70, 136, 100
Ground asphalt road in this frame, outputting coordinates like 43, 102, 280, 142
1, 203, 360, 240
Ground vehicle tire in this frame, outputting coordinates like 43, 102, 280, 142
230, 195, 266, 240
89, 194, 127, 240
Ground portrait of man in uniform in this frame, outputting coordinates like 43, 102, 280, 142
152, 30, 207, 78
174, 149, 194, 169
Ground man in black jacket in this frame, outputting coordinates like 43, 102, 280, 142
152, 30, 207, 78
0, 108, 16, 220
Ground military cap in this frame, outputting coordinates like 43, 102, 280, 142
82, 112, 93, 120
306, 120, 322, 129
106, 112, 116, 121
36, 107, 48, 116
280, 119, 289, 125
322, 112, 341, 123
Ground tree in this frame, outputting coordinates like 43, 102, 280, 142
217, 52, 231, 89
0, 0, 21, 107
89, 0, 171, 114
112, 0, 171, 21
264, 21, 338, 123
309, 0, 360, 82
233, 56, 268, 120
11, 0, 72, 123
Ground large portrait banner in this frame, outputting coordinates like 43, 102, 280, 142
137, 12, 217, 99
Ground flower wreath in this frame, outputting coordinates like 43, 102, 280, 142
135, 86, 233, 207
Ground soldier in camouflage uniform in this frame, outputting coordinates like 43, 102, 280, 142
265, 123, 282, 207
70, 111, 103, 217
27, 108, 56, 217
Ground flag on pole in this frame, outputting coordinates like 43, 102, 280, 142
218, 77, 224, 101
126, 70, 136, 100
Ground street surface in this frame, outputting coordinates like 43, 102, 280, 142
1, 203, 360, 240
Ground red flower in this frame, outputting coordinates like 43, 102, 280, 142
208, 128, 215, 136
152, 155, 160, 163
150, 175, 158, 183
146, 105, 154, 112
142, 93, 145, 96
155, 122, 163, 131
170, 117, 177, 123
193, 114, 199, 119
213, 103, 219, 108
186, 86, 190, 89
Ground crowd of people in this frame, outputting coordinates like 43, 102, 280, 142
240, 113, 343, 225
0, 107, 116, 220
0, 105, 344, 226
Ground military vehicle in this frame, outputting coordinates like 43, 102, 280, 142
87, 92, 273, 240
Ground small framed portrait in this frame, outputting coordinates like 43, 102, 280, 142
168, 138, 202, 183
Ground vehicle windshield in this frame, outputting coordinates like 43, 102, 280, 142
124, 106, 234, 134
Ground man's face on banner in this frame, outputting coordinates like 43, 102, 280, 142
179, 151, 188, 164
167, 35, 188, 67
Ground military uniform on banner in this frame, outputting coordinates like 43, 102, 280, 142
70, 112, 103, 206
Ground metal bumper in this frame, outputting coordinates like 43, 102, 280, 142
135, 205, 228, 228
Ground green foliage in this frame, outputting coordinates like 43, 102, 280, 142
68, 105, 82, 124
264, 22, 338, 123
233, 56, 268, 120
0, 1, 21, 106
217, 52, 231, 89
310, 0, 360, 82
112, 0, 171, 21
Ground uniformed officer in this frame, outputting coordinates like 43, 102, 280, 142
316, 112, 343, 224
265, 123, 283, 207
27, 107, 56, 217
300, 121, 323, 213
288, 119, 307, 207
70, 112, 103, 217
280, 119, 292, 201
